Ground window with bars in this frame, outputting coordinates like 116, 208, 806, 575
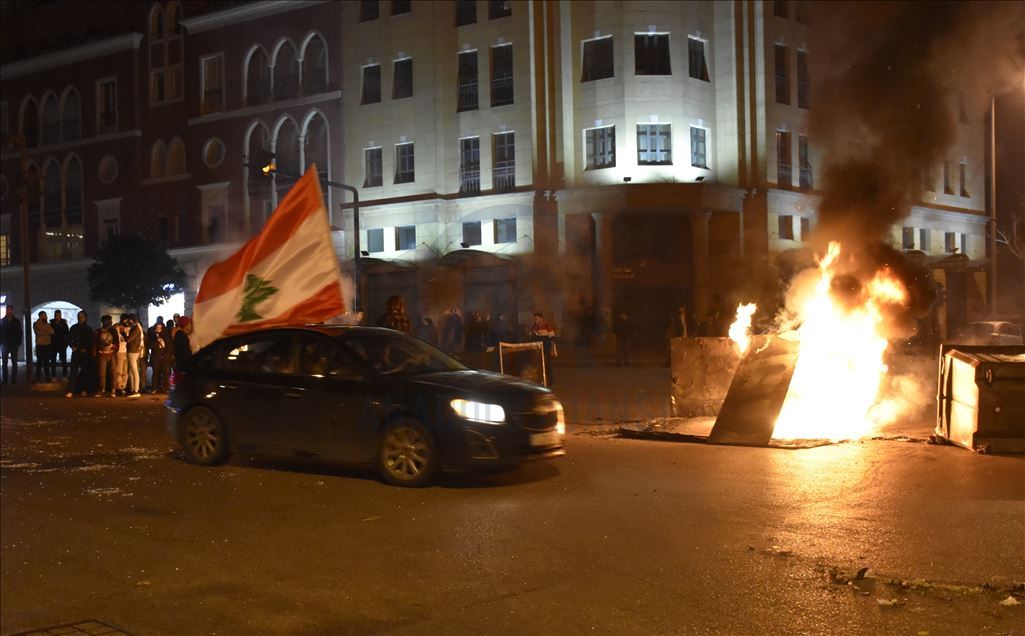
364, 147, 382, 187
457, 51, 478, 111
690, 126, 707, 168
634, 34, 671, 75
395, 143, 415, 183
776, 130, 792, 187
491, 45, 513, 106
393, 58, 413, 99
585, 126, 616, 170
960, 233, 968, 256
359, 0, 379, 21
459, 137, 481, 195
688, 38, 709, 81
798, 135, 812, 189
494, 217, 516, 243
201, 55, 224, 114
395, 225, 416, 250
797, 50, 808, 108
361, 64, 381, 104
637, 124, 672, 165
489, 0, 511, 19
463, 221, 482, 246
778, 215, 794, 240
902, 227, 915, 249
775, 45, 789, 105
581, 37, 614, 82
367, 227, 384, 253
455, 0, 476, 25
493, 131, 515, 191
945, 231, 957, 253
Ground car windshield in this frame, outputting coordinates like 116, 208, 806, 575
340, 332, 467, 375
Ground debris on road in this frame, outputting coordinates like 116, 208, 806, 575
999, 595, 1020, 607
877, 598, 902, 607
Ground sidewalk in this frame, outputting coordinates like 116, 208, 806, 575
551, 363, 672, 424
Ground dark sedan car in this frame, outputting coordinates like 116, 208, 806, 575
166, 326, 565, 486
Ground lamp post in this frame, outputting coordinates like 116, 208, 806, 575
6, 133, 35, 384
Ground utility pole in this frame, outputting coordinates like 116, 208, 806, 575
989, 96, 998, 316
8, 133, 35, 384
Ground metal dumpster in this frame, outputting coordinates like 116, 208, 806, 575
936, 345, 1025, 453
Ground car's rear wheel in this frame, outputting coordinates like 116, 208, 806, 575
181, 406, 231, 466
378, 419, 438, 487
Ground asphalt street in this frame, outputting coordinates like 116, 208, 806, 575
1, 389, 1023, 635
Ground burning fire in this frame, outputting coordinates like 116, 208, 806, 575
728, 303, 758, 354
729, 242, 910, 441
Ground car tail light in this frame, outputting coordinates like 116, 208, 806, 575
169, 369, 186, 389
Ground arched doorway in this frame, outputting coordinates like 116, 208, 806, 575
28, 299, 83, 367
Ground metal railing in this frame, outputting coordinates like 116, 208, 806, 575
799, 167, 813, 190
778, 163, 792, 188
457, 81, 478, 111
459, 168, 480, 194
491, 76, 513, 106
493, 163, 515, 191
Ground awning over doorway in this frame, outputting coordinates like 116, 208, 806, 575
437, 249, 515, 268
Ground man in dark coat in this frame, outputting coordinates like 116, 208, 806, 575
50, 309, 70, 378
66, 310, 94, 397
173, 316, 193, 369
1, 306, 23, 384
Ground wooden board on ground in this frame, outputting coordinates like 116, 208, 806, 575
708, 334, 799, 446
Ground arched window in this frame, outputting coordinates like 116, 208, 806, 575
275, 119, 300, 178
25, 164, 40, 220
150, 4, 164, 38
61, 88, 81, 141
150, 140, 168, 178
245, 121, 272, 223
168, 137, 186, 174
64, 157, 83, 227
41, 94, 60, 145
272, 41, 299, 101
168, 2, 182, 35
20, 98, 39, 148
302, 112, 328, 177
43, 161, 62, 228
301, 35, 328, 95
245, 47, 270, 106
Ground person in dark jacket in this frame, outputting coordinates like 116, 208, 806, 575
413, 315, 438, 345
66, 311, 93, 397
94, 315, 119, 397
440, 308, 464, 353
1, 306, 23, 384
50, 309, 70, 378
173, 316, 193, 369
148, 322, 171, 392
375, 296, 413, 334
529, 312, 557, 386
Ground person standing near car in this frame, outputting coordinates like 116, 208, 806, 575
33, 311, 54, 382
50, 309, 70, 378
66, 311, 94, 397
529, 312, 557, 386
1, 306, 23, 384
148, 322, 171, 392
173, 316, 193, 370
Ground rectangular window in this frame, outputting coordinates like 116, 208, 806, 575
800, 217, 811, 241
778, 215, 794, 240
634, 34, 671, 75
393, 58, 413, 99
776, 131, 792, 188
775, 45, 789, 104
392, 0, 411, 15
943, 161, 953, 194
581, 37, 614, 82
493, 131, 515, 191
795, 0, 809, 23
395, 142, 415, 183
98, 78, 117, 133
585, 126, 616, 170
490, 44, 514, 106
462, 221, 482, 246
359, 0, 379, 21
150, 70, 166, 103
902, 226, 915, 249
364, 147, 383, 187
459, 137, 481, 195
395, 225, 416, 250
798, 135, 812, 189
637, 124, 672, 165
455, 0, 476, 25
457, 50, 478, 111
688, 38, 709, 81
690, 126, 707, 168
167, 67, 184, 101
944, 231, 957, 253
361, 64, 381, 104
494, 217, 516, 244
774, 0, 789, 18
367, 227, 384, 253
489, 0, 511, 19
796, 50, 809, 108
0, 214, 10, 266
959, 162, 969, 197
960, 233, 967, 256
201, 54, 224, 115
919, 228, 931, 252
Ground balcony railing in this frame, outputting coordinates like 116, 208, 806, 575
457, 81, 478, 111
493, 163, 515, 192
799, 167, 813, 190
459, 167, 480, 195
778, 163, 792, 188
491, 76, 513, 106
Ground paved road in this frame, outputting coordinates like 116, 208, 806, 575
1, 390, 1023, 635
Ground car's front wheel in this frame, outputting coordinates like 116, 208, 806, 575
377, 419, 438, 487
180, 406, 231, 466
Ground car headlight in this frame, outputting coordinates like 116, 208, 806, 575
450, 399, 506, 424
555, 401, 566, 435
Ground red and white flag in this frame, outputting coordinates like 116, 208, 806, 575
191, 165, 345, 351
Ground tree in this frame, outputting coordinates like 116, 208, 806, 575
88, 233, 187, 311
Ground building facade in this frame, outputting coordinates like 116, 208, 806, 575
1, 0, 992, 348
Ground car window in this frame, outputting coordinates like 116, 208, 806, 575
297, 335, 364, 380
221, 335, 295, 375
998, 324, 1022, 336
342, 332, 466, 375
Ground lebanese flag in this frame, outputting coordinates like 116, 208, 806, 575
190, 165, 345, 351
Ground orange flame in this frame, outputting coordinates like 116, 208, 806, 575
728, 303, 758, 354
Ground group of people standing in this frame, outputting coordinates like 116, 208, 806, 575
0, 306, 193, 397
